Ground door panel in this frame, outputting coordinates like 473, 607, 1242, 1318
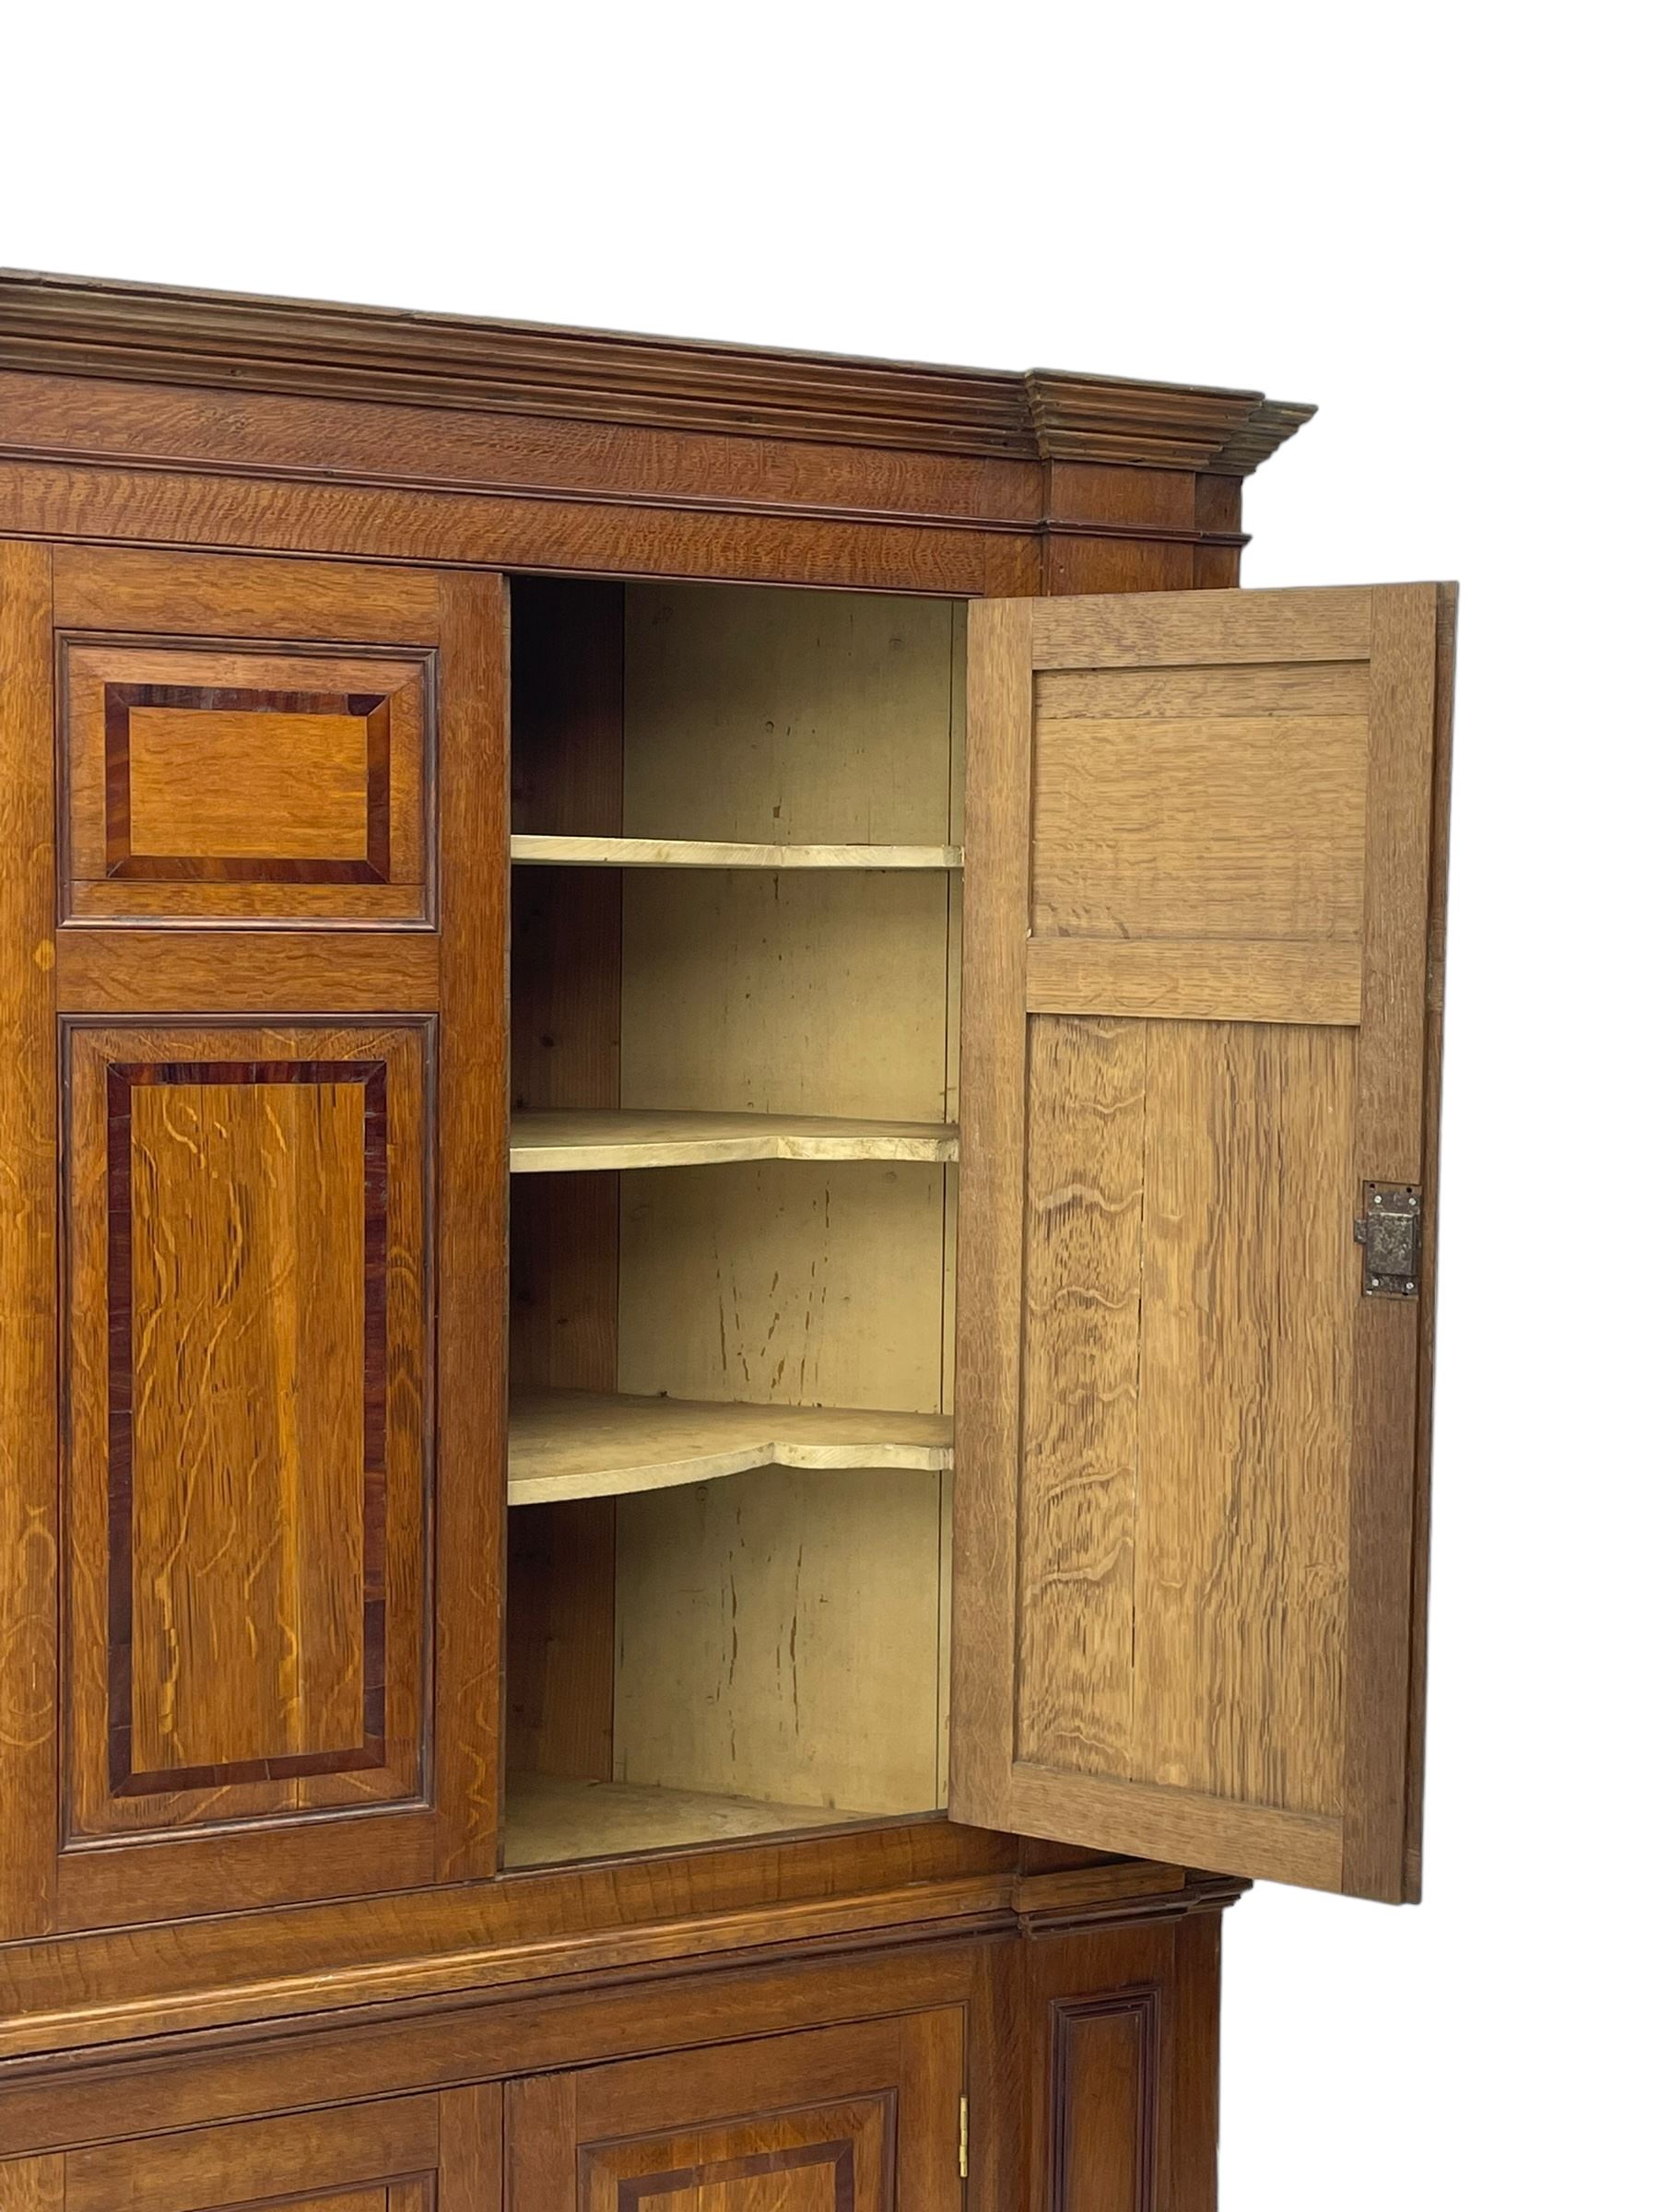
0, 545, 505, 1938
62, 1021, 430, 1843
59, 637, 433, 926
951, 584, 1454, 1900
511, 2013, 963, 2212
0, 2088, 498, 2212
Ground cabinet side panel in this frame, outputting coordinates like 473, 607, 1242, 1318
0, 541, 58, 1939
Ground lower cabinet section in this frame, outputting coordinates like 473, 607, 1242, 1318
510, 2013, 962, 2212
0, 1891, 1230, 2212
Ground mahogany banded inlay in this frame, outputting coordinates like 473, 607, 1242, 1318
104, 1057, 390, 1798
613, 2141, 856, 2211
102, 683, 394, 882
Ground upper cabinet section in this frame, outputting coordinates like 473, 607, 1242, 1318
0, 269, 1312, 599
951, 585, 1455, 1902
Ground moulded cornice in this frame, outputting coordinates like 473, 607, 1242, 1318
0, 268, 1312, 476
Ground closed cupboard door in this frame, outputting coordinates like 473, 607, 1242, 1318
950, 584, 1455, 1901
0, 2088, 500, 2212
0, 543, 505, 1937
509, 2014, 965, 2212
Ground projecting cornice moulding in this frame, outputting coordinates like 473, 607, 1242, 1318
0, 269, 1313, 476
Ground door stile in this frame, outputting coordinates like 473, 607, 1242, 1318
950, 595, 1033, 1831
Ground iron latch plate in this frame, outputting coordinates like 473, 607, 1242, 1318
1353, 1182, 1423, 1298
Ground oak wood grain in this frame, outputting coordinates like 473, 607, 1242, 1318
64, 2099, 437, 2212
0, 1899, 1236, 2171
1132, 1020, 1353, 1816
4, 459, 1014, 598
0, 1822, 1034, 2064
62, 642, 430, 924
952, 582, 1452, 1900
61, 1023, 430, 1850
437, 2085, 503, 2212
949, 595, 1034, 1828
1340, 584, 1442, 1899
1025, 936, 1361, 1025
1015, 1018, 1143, 1778
0, 270, 1311, 474
0, 541, 58, 1942
1050, 1994, 1152, 2212
54, 930, 441, 1013
51, 545, 444, 641
1030, 712, 1368, 943
0, 2161, 61, 2212
1030, 585, 1371, 670
511, 2011, 962, 2212
430, 570, 508, 1882
1035, 659, 1368, 721
1401, 583, 1459, 1900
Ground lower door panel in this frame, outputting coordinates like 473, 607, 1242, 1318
509, 2012, 965, 2212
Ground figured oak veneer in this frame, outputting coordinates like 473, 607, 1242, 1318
951, 584, 1455, 1902
63, 1021, 431, 1849
0, 2088, 503, 2212
511, 2012, 963, 2212
60, 639, 432, 924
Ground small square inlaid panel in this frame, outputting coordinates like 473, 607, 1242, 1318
61, 640, 433, 923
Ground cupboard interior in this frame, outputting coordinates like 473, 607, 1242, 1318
505, 579, 967, 1867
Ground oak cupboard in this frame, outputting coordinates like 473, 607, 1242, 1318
0, 267, 1455, 2206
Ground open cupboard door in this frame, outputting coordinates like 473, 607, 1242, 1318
949, 584, 1455, 1901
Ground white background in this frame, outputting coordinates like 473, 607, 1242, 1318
5, 5, 1653, 2202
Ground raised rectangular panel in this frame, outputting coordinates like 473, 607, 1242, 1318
62, 1020, 432, 1842
1050, 1993, 1159, 2212
510, 2013, 963, 2212
60, 641, 432, 924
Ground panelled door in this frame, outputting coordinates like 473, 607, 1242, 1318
0, 2088, 500, 2212
509, 2013, 965, 2212
951, 584, 1455, 1901
0, 542, 505, 1938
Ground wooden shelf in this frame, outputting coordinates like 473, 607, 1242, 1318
509, 1389, 953, 1505
502, 1774, 885, 1866
510, 1109, 959, 1172
511, 832, 961, 871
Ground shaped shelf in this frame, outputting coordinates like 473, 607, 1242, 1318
511, 833, 960, 871
503, 1774, 879, 1866
509, 1108, 959, 1172
509, 1388, 954, 1506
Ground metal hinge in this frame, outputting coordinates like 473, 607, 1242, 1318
959, 2093, 969, 2181
1353, 1182, 1423, 1298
